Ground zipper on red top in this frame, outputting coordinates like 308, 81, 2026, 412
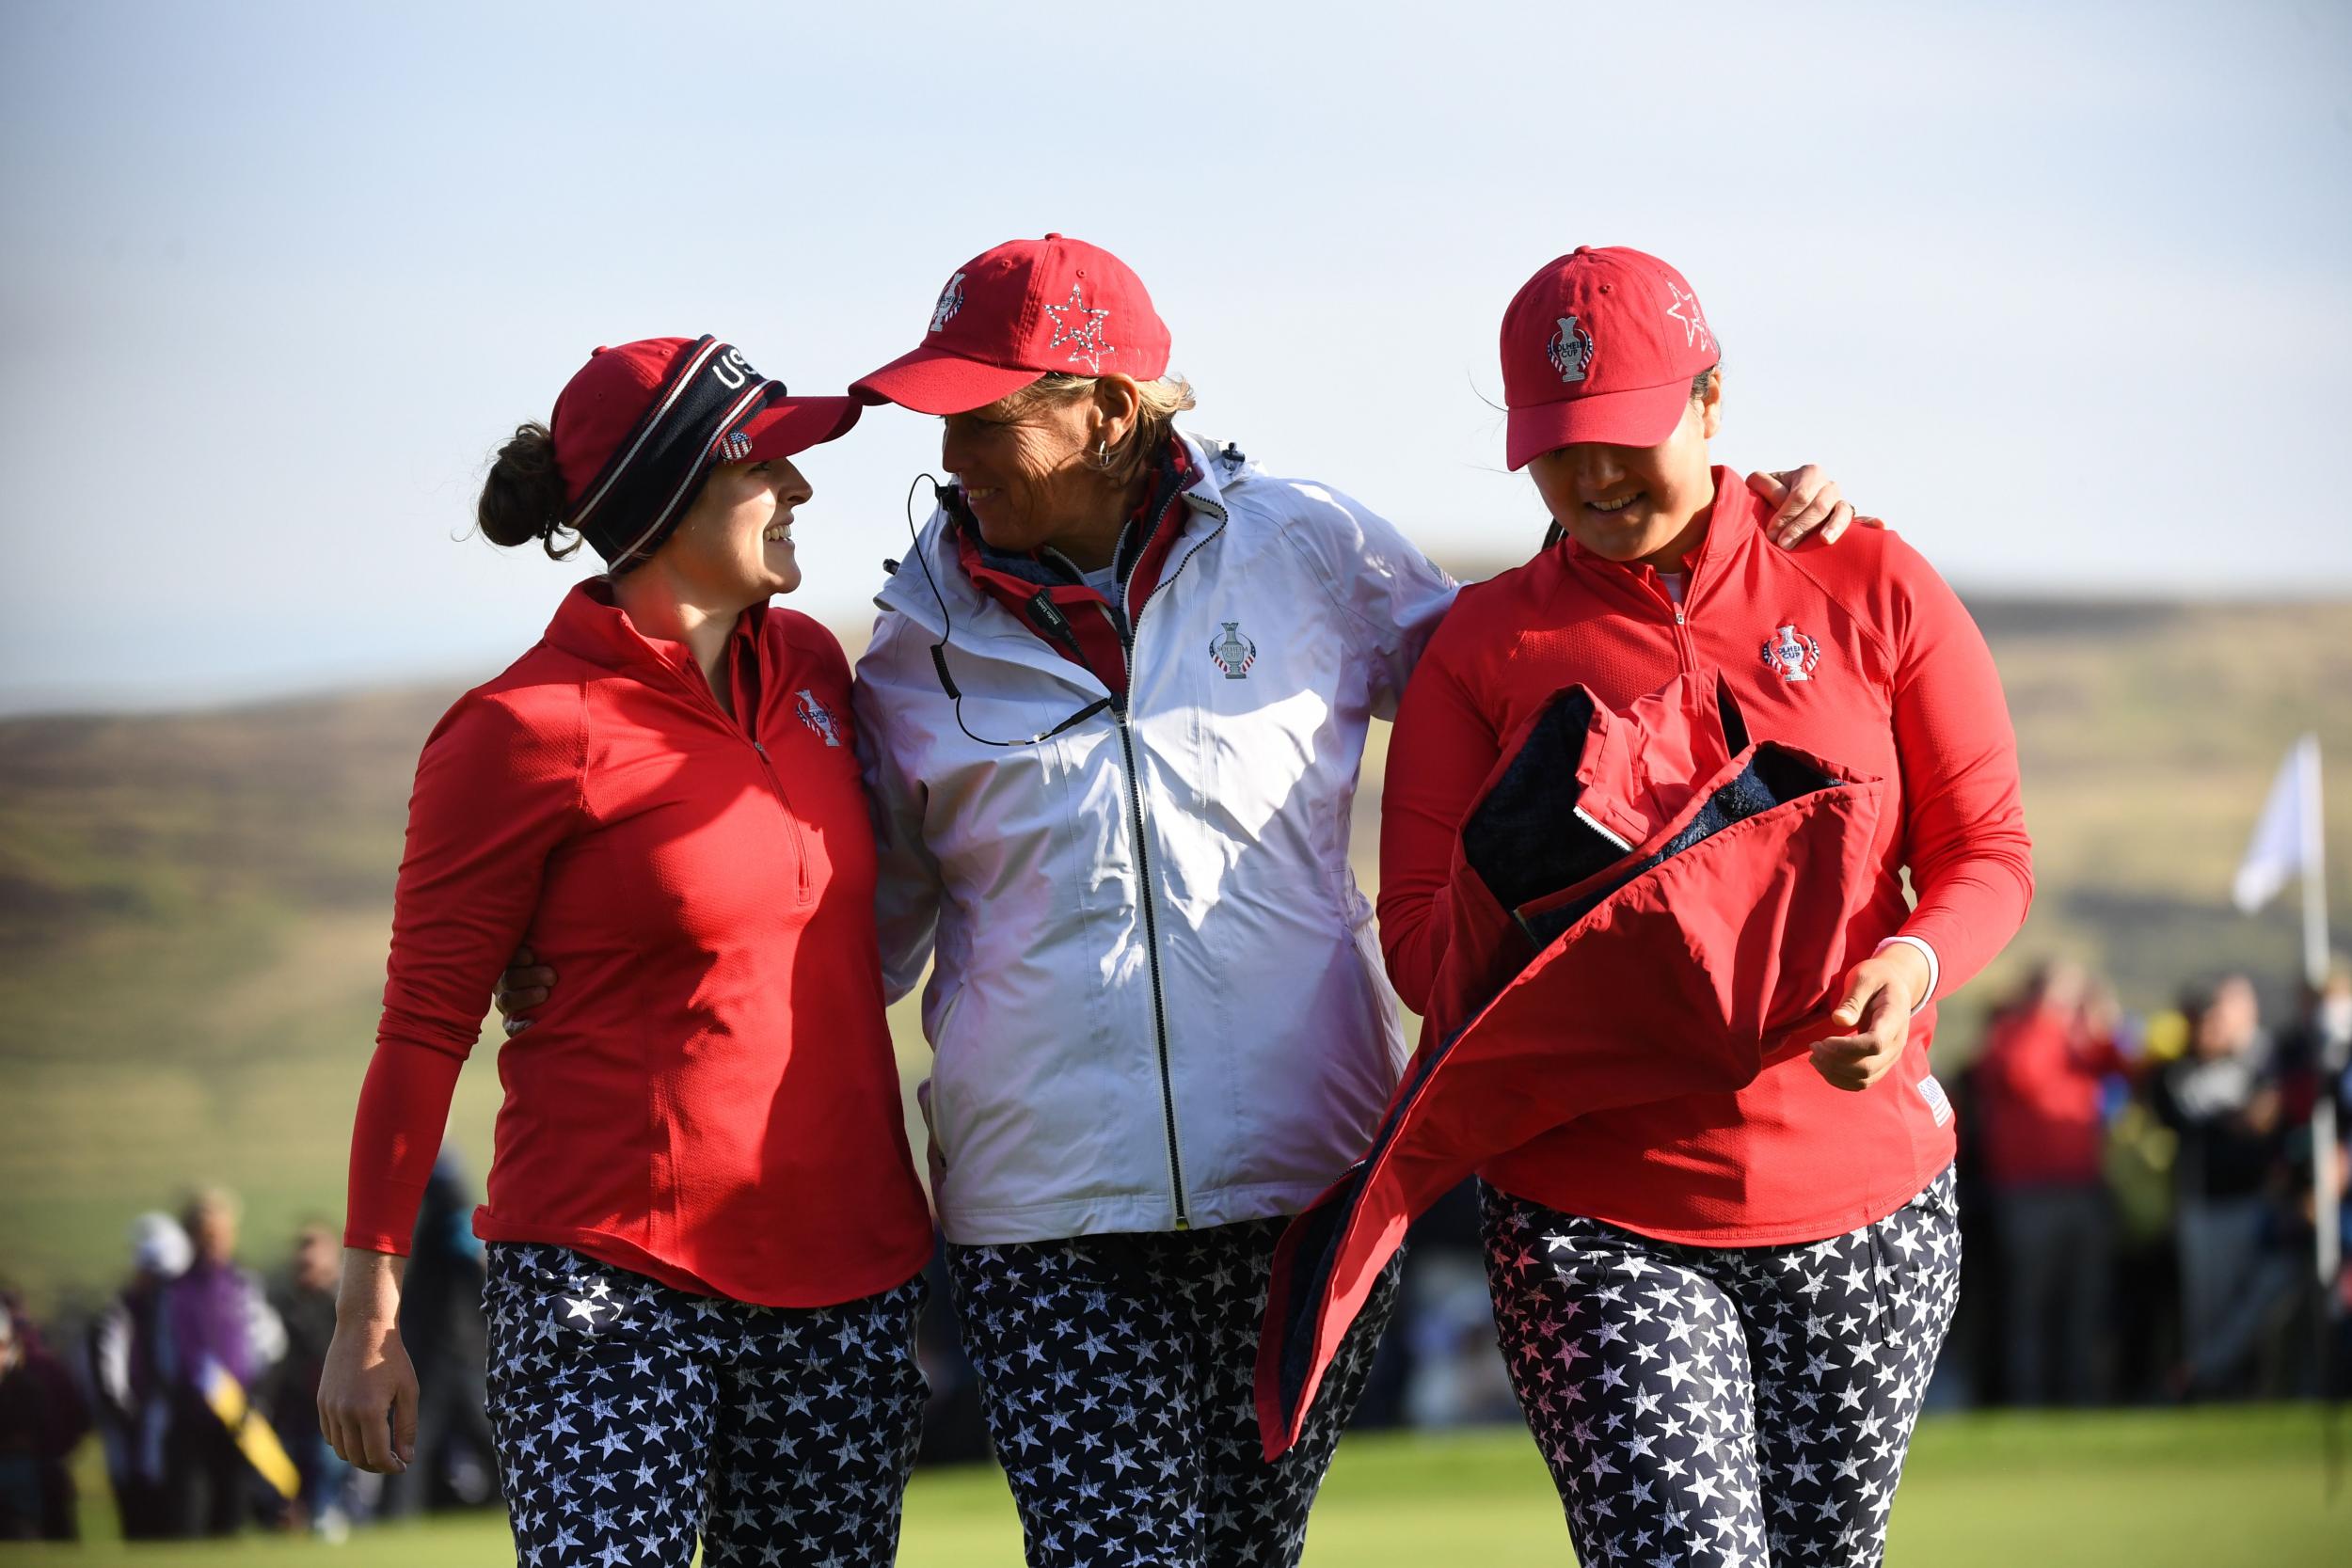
748, 739, 814, 904
670, 642, 815, 904
1635, 567, 1699, 673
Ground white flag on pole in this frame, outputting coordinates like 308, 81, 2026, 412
2233, 734, 2320, 914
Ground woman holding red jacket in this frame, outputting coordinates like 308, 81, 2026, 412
1377, 248, 2032, 1564
316, 337, 934, 1568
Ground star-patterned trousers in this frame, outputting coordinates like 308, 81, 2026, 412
946, 1217, 1402, 1568
482, 1243, 929, 1568
1481, 1166, 1962, 1568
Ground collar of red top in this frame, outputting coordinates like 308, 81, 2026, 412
947, 435, 1200, 699
542, 577, 769, 695
1556, 466, 1760, 585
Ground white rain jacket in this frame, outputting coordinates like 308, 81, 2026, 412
853, 432, 1458, 1243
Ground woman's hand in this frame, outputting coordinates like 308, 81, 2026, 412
317, 1249, 418, 1475
1810, 944, 1931, 1092
494, 944, 555, 1037
1746, 467, 1880, 549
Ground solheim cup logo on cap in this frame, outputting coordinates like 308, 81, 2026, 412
1762, 624, 1822, 684
929, 271, 966, 333
1041, 283, 1114, 373
1666, 283, 1712, 353
1209, 621, 1257, 680
1547, 315, 1595, 383
795, 689, 843, 748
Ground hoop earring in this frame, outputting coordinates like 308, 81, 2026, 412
1094, 439, 1112, 469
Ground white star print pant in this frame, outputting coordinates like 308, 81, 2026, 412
482, 1243, 928, 1568
1481, 1166, 1961, 1568
946, 1218, 1401, 1568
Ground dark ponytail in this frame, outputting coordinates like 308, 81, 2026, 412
476, 422, 581, 560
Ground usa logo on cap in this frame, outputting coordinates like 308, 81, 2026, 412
717, 430, 754, 461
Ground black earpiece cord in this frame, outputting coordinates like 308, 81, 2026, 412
903, 473, 1114, 749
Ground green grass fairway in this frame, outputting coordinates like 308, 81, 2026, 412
16, 1405, 2344, 1565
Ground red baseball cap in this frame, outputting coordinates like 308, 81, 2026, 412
850, 234, 1173, 414
552, 336, 860, 566
1500, 247, 1719, 470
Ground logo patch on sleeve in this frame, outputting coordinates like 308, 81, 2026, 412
795, 689, 843, 748
1916, 1074, 1953, 1127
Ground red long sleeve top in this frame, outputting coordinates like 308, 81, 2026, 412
344, 580, 933, 1307
1379, 471, 2032, 1244
1974, 1005, 2128, 1189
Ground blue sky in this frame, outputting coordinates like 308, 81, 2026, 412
2, 1, 2346, 712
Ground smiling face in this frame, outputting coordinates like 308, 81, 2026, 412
1526, 373, 1724, 571
657, 455, 814, 599
937, 375, 1138, 563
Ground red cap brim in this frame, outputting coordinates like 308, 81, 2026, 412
736, 394, 863, 460
850, 344, 1045, 415
1505, 380, 1693, 470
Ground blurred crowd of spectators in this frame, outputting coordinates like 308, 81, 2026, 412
1949, 958, 2352, 1406
0, 1160, 497, 1544
4, 959, 2348, 1543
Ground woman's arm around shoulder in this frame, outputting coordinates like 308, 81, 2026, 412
1255, 475, 1458, 717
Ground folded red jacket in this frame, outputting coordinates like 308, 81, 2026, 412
1256, 673, 1884, 1457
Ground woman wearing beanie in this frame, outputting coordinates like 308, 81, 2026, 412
1377, 248, 2034, 1564
315, 337, 934, 1567
831, 234, 1860, 1566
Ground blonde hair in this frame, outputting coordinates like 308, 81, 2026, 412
1004, 372, 1198, 488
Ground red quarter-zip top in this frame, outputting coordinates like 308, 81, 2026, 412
1378, 471, 2032, 1245
344, 580, 933, 1307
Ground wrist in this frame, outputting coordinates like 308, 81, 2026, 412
333, 1247, 405, 1325
1889, 950, 1931, 1009
1873, 936, 1938, 1014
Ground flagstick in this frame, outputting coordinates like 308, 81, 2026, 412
2295, 735, 2344, 1502
2304, 737, 2338, 1299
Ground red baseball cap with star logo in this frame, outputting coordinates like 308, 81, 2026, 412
850, 233, 1172, 415
1501, 246, 1720, 470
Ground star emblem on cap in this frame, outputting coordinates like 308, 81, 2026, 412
1041, 284, 1115, 373
1666, 284, 1712, 352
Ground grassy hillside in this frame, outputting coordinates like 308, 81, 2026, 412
2, 600, 2348, 1311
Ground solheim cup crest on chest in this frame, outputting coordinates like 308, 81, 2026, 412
1762, 624, 1822, 684
1209, 621, 1257, 679
1548, 316, 1595, 383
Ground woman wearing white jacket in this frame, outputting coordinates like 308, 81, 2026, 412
837, 231, 1857, 1566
